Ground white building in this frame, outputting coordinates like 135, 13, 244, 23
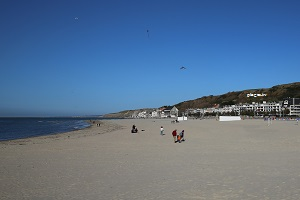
185, 99, 300, 117
282, 98, 300, 116
160, 106, 179, 118
151, 110, 159, 118
290, 105, 300, 116
236, 101, 281, 114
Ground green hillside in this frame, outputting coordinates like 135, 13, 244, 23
175, 82, 300, 111
104, 82, 300, 117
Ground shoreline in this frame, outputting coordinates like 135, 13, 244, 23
0, 120, 125, 145
1, 117, 297, 145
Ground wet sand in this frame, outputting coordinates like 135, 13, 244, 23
1, 118, 300, 199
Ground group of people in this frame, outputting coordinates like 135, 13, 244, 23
160, 126, 185, 143
172, 129, 185, 143
132, 125, 185, 143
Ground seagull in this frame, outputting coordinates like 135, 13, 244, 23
180, 66, 187, 70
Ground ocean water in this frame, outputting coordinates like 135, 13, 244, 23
0, 117, 96, 141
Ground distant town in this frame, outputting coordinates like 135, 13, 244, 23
130, 97, 300, 119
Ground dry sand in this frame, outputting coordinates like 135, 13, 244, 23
1, 118, 300, 199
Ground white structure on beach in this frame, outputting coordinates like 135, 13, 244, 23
219, 116, 241, 121
177, 116, 188, 121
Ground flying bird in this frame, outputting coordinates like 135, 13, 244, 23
180, 66, 187, 70
146, 29, 150, 38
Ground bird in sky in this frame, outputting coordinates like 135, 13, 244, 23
146, 29, 150, 38
180, 66, 187, 70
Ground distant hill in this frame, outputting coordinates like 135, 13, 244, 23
175, 82, 300, 111
104, 82, 300, 117
103, 108, 155, 118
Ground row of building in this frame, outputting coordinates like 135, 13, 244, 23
188, 98, 300, 117
132, 106, 179, 118
132, 98, 300, 118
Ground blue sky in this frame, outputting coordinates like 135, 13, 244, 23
1, 0, 299, 117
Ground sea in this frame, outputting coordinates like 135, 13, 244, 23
0, 117, 103, 141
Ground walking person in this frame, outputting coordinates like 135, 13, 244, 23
172, 129, 177, 143
160, 126, 164, 135
179, 130, 185, 142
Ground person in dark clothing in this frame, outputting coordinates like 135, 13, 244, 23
179, 130, 185, 142
131, 125, 138, 133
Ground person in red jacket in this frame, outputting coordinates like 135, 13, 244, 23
172, 129, 177, 143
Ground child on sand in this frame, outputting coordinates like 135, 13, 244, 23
177, 134, 181, 143
160, 126, 164, 135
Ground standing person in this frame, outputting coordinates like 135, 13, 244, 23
160, 126, 164, 135
172, 129, 177, 143
180, 130, 185, 142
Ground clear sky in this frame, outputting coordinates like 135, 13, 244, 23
1, 0, 299, 117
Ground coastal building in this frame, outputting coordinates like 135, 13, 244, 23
130, 98, 300, 119
137, 111, 147, 118
151, 110, 159, 118
185, 98, 300, 117
169, 106, 179, 118
282, 98, 300, 116
160, 106, 179, 118
290, 105, 300, 116
236, 101, 281, 115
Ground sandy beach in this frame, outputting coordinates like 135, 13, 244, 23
1, 118, 300, 199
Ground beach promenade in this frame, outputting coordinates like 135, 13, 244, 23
1, 118, 300, 199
